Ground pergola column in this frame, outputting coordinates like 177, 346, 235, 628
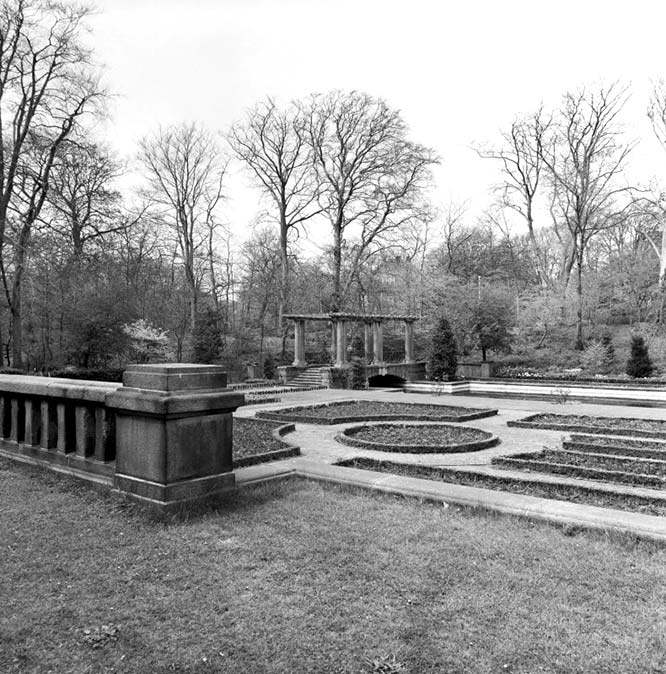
372, 321, 384, 364
364, 321, 373, 362
293, 319, 306, 367
335, 320, 347, 367
404, 320, 415, 363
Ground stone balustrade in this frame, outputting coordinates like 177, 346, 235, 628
0, 364, 244, 508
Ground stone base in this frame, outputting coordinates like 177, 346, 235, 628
114, 471, 236, 509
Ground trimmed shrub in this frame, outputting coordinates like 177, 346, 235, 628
192, 307, 223, 364
626, 335, 654, 378
349, 357, 366, 390
430, 316, 458, 381
263, 353, 276, 380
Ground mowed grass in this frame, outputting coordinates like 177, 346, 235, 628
3, 459, 666, 674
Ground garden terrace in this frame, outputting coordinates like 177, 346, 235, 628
507, 413, 666, 438
256, 400, 497, 425
336, 423, 498, 453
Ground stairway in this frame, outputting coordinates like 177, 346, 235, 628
289, 366, 329, 389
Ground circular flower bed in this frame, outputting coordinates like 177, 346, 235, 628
336, 423, 499, 454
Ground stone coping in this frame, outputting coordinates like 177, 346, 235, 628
335, 423, 498, 454
0, 374, 120, 402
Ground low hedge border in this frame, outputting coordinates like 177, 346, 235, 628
232, 421, 300, 468
563, 441, 666, 461
541, 449, 666, 476
257, 403, 497, 425
335, 423, 499, 454
493, 456, 666, 490
508, 414, 666, 439
334, 457, 666, 516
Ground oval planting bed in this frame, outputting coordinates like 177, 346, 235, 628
336, 423, 499, 454
257, 400, 497, 425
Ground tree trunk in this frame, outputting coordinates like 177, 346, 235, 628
575, 259, 584, 350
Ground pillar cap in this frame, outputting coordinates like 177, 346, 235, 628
122, 364, 227, 392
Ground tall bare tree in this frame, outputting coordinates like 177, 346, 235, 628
0, 0, 104, 367
45, 141, 129, 258
229, 98, 320, 333
303, 90, 438, 310
139, 122, 227, 338
543, 83, 634, 348
476, 109, 552, 285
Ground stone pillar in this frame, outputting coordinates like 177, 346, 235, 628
335, 320, 347, 368
364, 321, 373, 362
329, 322, 337, 362
293, 319, 307, 367
404, 320, 415, 363
107, 364, 244, 509
372, 321, 384, 364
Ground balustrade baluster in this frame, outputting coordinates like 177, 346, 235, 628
75, 405, 95, 458
94, 407, 115, 462
24, 399, 40, 446
40, 401, 58, 450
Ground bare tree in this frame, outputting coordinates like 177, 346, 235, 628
303, 90, 438, 310
139, 122, 227, 337
229, 98, 320, 333
0, 0, 104, 367
476, 109, 552, 285
45, 141, 140, 257
543, 83, 634, 349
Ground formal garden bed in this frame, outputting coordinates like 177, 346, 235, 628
564, 434, 666, 460
336, 423, 498, 454
335, 457, 666, 516
508, 413, 666, 438
256, 400, 497, 424
232, 417, 299, 467
493, 452, 666, 489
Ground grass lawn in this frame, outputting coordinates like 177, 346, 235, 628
3, 458, 666, 674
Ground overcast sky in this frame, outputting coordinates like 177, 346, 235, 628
89, 0, 666, 243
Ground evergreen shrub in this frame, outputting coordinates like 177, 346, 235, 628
626, 335, 654, 378
430, 317, 458, 381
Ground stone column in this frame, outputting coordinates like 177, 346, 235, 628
335, 320, 347, 367
293, 319, 307, 367
364, 321, 373, 362
107, 364, 244, 509
372, 321, 384, 364
404, 320, 415, 363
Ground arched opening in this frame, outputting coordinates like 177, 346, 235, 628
368, 373, 405, 388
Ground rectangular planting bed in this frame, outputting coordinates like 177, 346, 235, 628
334, 457, 666, 517
508, 413, 666, 439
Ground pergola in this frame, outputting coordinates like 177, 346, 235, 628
283, 312, 418, 368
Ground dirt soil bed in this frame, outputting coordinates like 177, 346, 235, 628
508, 413, 666, 438
540, 449, 666, 477
257, 400, 497, 424
336, 457, 666, 517
337, 422, 498, 453
232, 417, 299, 467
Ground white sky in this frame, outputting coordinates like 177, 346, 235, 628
89, 0, 666, 245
